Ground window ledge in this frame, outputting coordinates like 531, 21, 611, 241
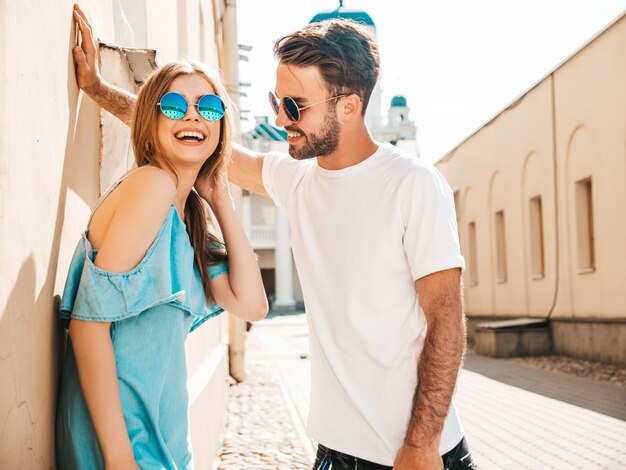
577, 267, 595, 275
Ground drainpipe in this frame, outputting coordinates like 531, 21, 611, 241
546, 73, 560, 322
222, 0, 247, 382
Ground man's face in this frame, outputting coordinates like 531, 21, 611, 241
274, 63, 341, 160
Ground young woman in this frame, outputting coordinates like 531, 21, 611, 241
56, 60, 268, 469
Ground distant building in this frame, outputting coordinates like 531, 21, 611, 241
436, 12, 626, 366
241, 118, 303, 311
371, 95, 419, 156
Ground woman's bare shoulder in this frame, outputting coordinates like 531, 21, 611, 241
90, 166, 177, 273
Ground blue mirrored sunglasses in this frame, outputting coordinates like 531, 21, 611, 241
157, 92, 226, 121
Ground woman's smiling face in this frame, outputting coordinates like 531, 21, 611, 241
156, 73, 222, 168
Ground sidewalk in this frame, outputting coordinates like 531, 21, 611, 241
216, 314, 314, 469
216, 313, 626, 469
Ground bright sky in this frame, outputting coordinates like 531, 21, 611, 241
237, 0, 626, 163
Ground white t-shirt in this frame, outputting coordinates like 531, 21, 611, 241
262, 143, 466, 466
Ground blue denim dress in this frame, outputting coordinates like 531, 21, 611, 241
56, 190, 227, 469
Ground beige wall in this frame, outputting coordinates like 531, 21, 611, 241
0, 2, 103, 467
553, 16, 626, 319
437, 15, 626, 326
439, 80, 556, 318
0, 0, 235, 467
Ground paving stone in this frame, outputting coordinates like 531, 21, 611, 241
216, 351, 313, 468
216, 313, 626, 469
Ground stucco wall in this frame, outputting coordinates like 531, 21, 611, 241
552, 15, 626, 319
0, 0, 233, 467
437, 14, 626, 325
438, 80, 555, 318
0, 2, 105, 466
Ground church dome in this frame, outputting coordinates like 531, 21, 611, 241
391, 95, 407, 107
310, 1, 375, 26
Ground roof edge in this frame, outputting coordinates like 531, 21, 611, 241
436, 9, 626, 165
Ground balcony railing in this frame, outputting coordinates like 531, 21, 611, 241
249, 225, 276, 249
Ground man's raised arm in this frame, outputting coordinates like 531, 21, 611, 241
229, 144, 267, 196
73, 5, 136, 125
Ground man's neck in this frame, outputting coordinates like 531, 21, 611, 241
317, 126, 379, 171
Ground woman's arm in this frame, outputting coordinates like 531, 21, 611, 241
197, 170, 268, 321
69, 320, 139, 469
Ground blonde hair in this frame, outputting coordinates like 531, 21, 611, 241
131, 60, 232, 303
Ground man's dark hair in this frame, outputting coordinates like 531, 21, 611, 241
274, 19, 380, 115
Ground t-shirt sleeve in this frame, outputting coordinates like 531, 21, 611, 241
261, 152, 310, 209
402, 164, 465, 281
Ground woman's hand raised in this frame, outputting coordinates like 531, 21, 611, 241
194, 166, 233, 210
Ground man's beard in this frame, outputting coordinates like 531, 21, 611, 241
286, 107, 340, 160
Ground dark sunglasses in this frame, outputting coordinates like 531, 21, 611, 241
268, 91, 346, 122
157, 92, 226, 121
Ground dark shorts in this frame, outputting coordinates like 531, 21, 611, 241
312, 436, 477, 470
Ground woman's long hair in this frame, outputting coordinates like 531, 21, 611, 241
131, 60, 232, 303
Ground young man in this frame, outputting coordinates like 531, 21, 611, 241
72, 5, 475, 469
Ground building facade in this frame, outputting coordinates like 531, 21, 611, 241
436, 13, 626, 366
372, 95, 419, 156
0, 1, 240, 466
241, 118, 303, 311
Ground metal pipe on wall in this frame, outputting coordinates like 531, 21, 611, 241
222, 0, 247, 382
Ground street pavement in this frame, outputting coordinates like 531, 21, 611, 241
216, 313, 626, 469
